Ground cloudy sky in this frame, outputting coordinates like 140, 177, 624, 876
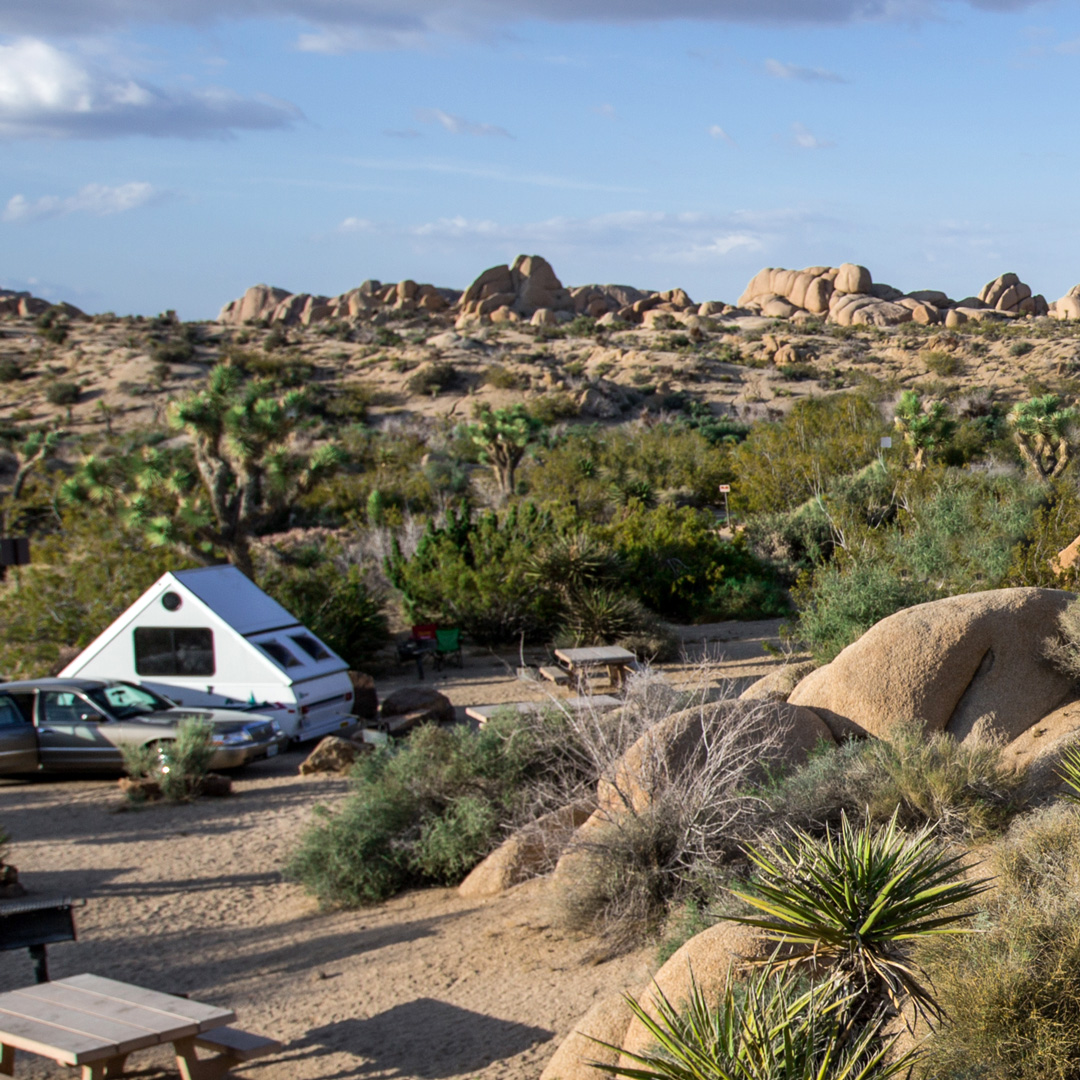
2, 0, 1078, 318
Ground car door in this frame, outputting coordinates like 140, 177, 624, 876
0, 695, 38, 774
36, 690, 122, 771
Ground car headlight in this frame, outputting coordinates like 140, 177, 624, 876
270, 722, 284, 738
212, 730, 252, 746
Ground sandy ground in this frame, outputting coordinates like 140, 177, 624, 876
0, 623, 793, 1080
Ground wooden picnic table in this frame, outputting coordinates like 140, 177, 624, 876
553, 646, 638, 688
0, 973, 272, 1080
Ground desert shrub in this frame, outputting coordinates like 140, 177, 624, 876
152, 339, 196, 365
530, 392, 579, 424
618, 623, 682, 664
564, 315, 597, 337
374, 327, 403, 348
916, 804, 1080, 1080
36, 308, 68, 345
559, 586, 650, 647
1042, 595, 1080, 681
45, 381, 80, 407
258, 557, 389, 668
287, 711, 581, 906
228, 350, 313, 388
779, 362, 818, 381
601, 967, 915, 1080
483, 364, 523, 390
385, 503, 565, 643
1010, 341, 1034, 357
601, 504, 788, 622
0, 357, 22, 382
550, 673, 794, 954
763, 722, 1023, 840
159, 719, 215, 801
729, 811, 988, 1020
923, 349, 962, 376
406, 361, 458, 396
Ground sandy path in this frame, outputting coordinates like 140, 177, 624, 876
0, 623, 801, 1079
0, 757, 653, 1080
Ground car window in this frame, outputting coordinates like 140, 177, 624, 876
7, 693, 33, 723
290, 634, 330, 661
258, 641, 303, 669
0, 697, 25, 729
87, 683, 168, 720
42, 692, 91, 725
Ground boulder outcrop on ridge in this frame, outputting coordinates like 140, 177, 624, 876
0, 290, 85, 319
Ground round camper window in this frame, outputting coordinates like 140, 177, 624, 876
161, 591, 182, 612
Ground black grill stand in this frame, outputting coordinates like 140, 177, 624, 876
0, 896, 83, 983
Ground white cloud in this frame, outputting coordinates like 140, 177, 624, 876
337, 216, 375, 233
334, 207, 831, 269
593, 103, 617, 120
0, 38, 301, 139
415, 107, 513, 138
708, 124, 735, 144
765, 58, 847, 82
2, 0, 1043, 44
3, 181, 163, 222
791, 122, 835, 149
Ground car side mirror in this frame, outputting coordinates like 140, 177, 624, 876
79, 712, 106, 723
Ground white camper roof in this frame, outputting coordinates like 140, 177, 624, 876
171, 566, 299, 636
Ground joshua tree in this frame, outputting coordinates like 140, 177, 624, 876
1010, 394, 1079, 479
0, 427, 61, 535
893, 390, 954, 471
461, 403, 544, 496
65, 364, 342, 578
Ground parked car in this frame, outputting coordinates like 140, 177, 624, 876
0, 678, 286, 776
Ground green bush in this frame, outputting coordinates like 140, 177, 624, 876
45, 381, 80, 407
483, 364, 523, 390
159, 719, 215, 801
36, 308, 69, 345
287, 712, 578, 906
0, 358, 22, 382
258, 558, 389, 669
407, 362, 458, 396
917, 804, 1080, 1080
151, 339, 196, 365
763, 722, 1023, 840
923, 349, 962, 376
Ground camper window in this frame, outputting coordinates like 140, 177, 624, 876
134, 627, 215, 676
258, 640, 303, 669
290, 634, 331, 661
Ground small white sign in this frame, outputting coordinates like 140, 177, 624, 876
880, 437, 893, 449
718, 484, 731, 493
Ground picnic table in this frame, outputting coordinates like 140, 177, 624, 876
0, 973, 279, 1080
553, 646, 638, 688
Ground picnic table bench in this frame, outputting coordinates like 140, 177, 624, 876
0, 974, 280, 1080
553, 646, 639, 688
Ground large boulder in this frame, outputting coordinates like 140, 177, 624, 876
618, 923, 770, 1063
597, 700, 834, 818
789, 588, 1076, 744
459, 255, 574, 319
834, 262, 873, 295
380, 686, 454, 734
540, 993, 636, 1080
739, 662, 818, 703
1002, 697, 1080, 799
978, 272, 1047, 317
299, 735, 369, 775
218, 284, 291, 324
458, 799, 595, 899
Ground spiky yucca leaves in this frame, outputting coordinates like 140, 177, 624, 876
726, 810, 989, 1022
592, 966, 915, 1080
1056, 743, 1080, 803
462, 403, 544, 495
893, 391, 954, 471
65, 363, 343, 578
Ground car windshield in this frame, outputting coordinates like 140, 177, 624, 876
86, 683, 172, 720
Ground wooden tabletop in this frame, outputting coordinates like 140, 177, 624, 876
0, 974, 234, 1066
554, 646, 637, 666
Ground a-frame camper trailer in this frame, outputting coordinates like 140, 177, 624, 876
60, 566, 355, 742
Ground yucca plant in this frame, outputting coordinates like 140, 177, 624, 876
726, 810, 989, 1021
591, 966, 915, 1080
1056, 743, 1080, 802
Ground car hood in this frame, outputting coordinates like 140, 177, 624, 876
138, 708, 274, 731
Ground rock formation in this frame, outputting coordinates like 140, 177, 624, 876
1050, 284, 1080, 321
0, 290, 84, 319
788, 588, 1075, 744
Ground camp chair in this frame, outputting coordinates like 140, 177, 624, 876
397, 624, 438, 680
434, 628, 463, 670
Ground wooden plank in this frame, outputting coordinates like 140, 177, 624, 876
0, 1008, 117, 1065
554, 647, 636, 666
538, 666, 570, 684
12, 985, 193, 1039
0, 992, 162, 1054
195, 1026, 282, 1061
58, 976, 234, 1032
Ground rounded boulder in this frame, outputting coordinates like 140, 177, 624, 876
788, 588, 1076, 744
540, 992, 636, 1080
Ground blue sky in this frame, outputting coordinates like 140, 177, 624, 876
2, 0, 1078, 319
